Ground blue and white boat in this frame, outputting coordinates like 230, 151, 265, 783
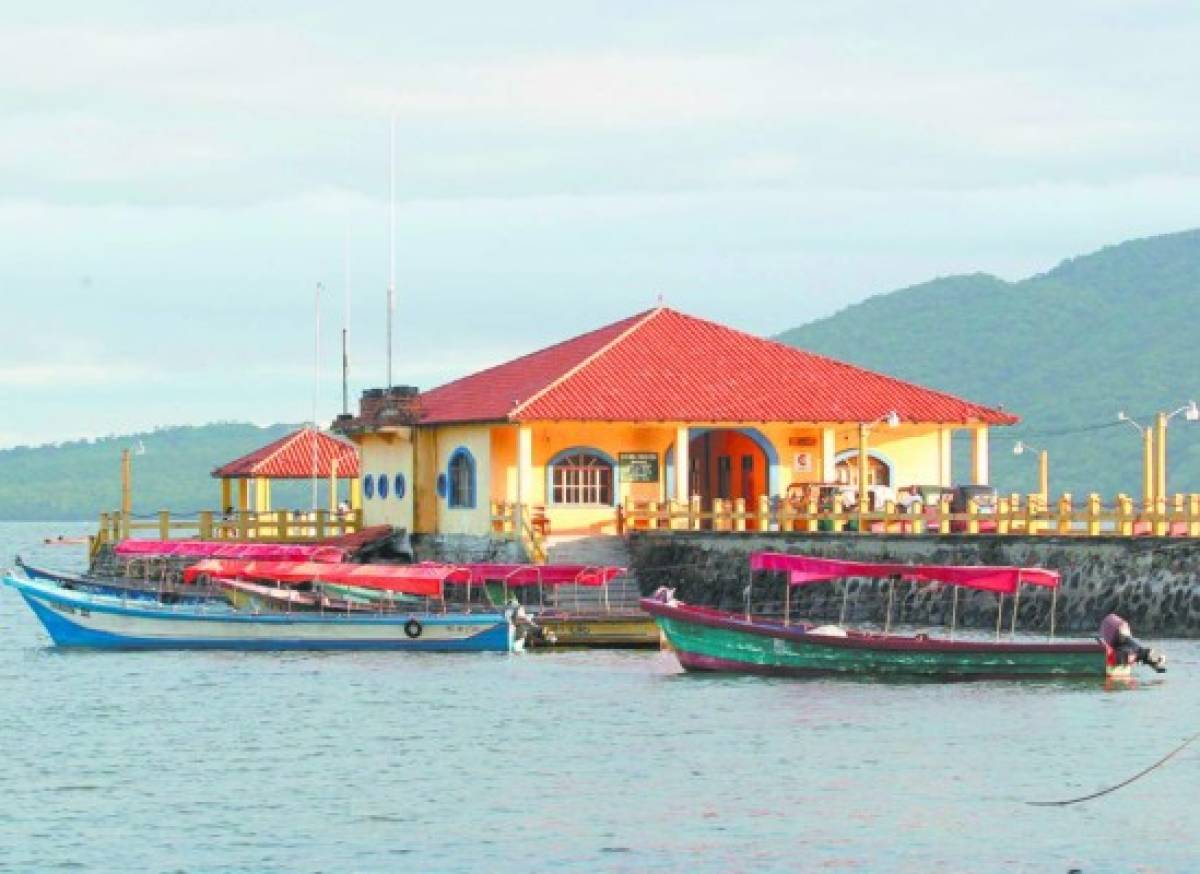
3, 574, 520, 652
14, 557, 224, 605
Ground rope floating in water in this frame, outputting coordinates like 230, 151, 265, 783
1026, 731, 1200, 806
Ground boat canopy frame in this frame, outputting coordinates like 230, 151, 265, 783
748, 553, 1062, 640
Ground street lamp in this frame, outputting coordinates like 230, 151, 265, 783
1012, 441, 1049, 503
1117, 411, 1155, 509
1154, 401, 1199, 501
856, 410, 901, 513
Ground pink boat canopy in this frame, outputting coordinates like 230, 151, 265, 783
182, 559, 467, 596
116, 540, 346, 563
182, 559, 625, 591
749, 553, 1060, 596
451, 563, 626, 587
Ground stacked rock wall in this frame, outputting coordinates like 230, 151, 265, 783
629, 532, 1200, 636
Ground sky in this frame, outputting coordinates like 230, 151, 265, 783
3, 0, 1200, 447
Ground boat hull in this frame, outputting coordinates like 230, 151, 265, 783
642, 599, 1109, 680
5, 576, 516, 652
533, 613, 661, 648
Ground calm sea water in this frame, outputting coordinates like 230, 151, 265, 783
1, 521, 1198, 873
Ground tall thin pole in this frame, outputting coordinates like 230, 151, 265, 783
342, 227, 351, 416
387, 116, 396, 390
313, 282, 323, 509
1155, 412, 1168, 506
1143, 426, 1155, 510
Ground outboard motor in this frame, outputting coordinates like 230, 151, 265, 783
1099, 613, 1167, 673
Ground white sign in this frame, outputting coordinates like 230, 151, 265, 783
792, 452, 813, 473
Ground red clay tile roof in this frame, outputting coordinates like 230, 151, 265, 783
212, 427, 361, 479
417, 308, 1017, 426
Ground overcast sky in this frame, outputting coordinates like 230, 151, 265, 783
3, 1, 1199, 447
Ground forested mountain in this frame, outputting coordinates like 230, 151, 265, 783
0, 423, 302, 521
779, 229, 1200, 498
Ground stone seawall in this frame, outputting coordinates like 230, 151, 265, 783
628, 532, 1200, 637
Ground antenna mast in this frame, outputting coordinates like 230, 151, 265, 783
386, 116, 396, 390
312, 281, 323, 509
342, 228, 350, 416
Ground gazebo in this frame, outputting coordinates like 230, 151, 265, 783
211, 427, 362, 513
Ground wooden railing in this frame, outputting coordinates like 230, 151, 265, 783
490, 502, 547, 563
92, 508, 363, 557
617, 492, 1200, 538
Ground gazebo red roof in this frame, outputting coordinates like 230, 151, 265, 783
212, 427, 361, 480
416, 307, 1017, 426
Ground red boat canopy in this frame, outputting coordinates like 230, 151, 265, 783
182, 559, 468, 596
749, 553, 1059, 596
450, 563, 626, 587
116, 540, 345, 562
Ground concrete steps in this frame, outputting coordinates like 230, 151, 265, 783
543, 534, 641, 611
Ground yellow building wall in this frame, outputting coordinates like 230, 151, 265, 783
435, 424, 494, 536
821, 425, 951, 488
357, 433, 415, 531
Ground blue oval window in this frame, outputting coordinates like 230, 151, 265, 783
377, 472, 389, 499
436, 472, 448, 498
363, 474, 375, 500
394, 473, 406, 499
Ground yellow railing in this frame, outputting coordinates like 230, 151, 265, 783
489, 502, 547, 563
92, 508, 364, 557
617, 492, 1200, 538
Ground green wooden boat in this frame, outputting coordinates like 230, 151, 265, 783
642, 553, 1163, 681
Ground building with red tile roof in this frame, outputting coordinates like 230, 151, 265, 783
212, 426, 361, 513
336, 307, 1016, 540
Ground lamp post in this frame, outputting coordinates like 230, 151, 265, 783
1154, 401, 1199, 502
1012, 441, 1049, 503
857, 410, 900, 514
1117, 412, 1155, 510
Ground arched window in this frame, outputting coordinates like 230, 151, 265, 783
377, 472, 389, 500
363, 474, 375, 500
550, 449, 615, 506
447, 448, 476, 508
394, 473, 406, 500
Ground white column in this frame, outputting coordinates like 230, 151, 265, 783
821, 427, 837, 482
516, 425, 533, 527
971, 427, 990, 485
675, 426, 690, 503
939, 427, 953, 486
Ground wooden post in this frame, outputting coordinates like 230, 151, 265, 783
1155, 412, 1168, 508
199, 511, 213, 540
238, 510, 250, 540
689, 494, 701, 530
350, 476, 362, 510
1190, 494, 1200, 537
938, 496, 951, 535
158, 510, 170, 540
758, 494, 771, 531
315, 509, 327, 539
733, 498, 746, 532
276, 509, 289, 539
1038, 451, 1049, 504
831, 495, 845, 533
883, 499, 896, 534
966, 499, 980, 535
805, 498, 818, 533
220, 478, 232, 514
1086, 494, 1101, 536
1153, 495, 1167, 536
908, 500, 923, 535
1026, 493, 1040, 536
1143, 426, 1155, 511
997, 497, 1010, 535
1057, 493, 1072, 535
1117, 494, 1133, 535
121, 448, 133, 530
329, 458, 339, 514
647, 501, 659, 531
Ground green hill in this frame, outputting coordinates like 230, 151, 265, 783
0, 423, 306, 521
778, 228, 1200, 499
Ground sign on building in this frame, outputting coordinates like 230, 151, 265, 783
620, 452, 660, 483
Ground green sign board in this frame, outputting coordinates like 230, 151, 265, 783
620, 452, 660, 483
